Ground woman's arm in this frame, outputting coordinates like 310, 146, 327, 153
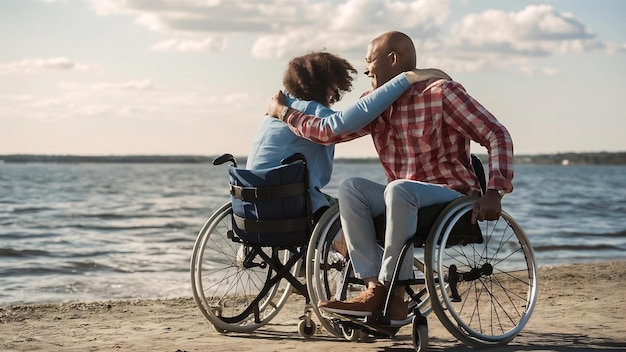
267, 68, 452, 144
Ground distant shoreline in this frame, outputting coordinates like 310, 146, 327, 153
0, 151, 625, 165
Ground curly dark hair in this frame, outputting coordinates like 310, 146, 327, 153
283, 51, 357, 107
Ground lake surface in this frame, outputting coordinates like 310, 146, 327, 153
1, 162, 624, 306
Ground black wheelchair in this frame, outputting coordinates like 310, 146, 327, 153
191, 153, 538, 350
304, 155, 538, 350
190, 152, 319, 336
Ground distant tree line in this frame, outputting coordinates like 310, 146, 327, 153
1, 152, 624, 165
0, 154, 212, 163
512, 152, 626, 165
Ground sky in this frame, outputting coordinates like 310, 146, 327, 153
1, 0, 625, 158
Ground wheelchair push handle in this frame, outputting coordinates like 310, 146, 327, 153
213, 153, 237, 167
212, 152, 305, 168
281, 152, 307, 166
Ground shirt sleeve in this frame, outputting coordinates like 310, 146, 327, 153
283, 72, 412, 145
441, 81, 515, 193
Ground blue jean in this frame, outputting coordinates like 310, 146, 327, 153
338, 177, 462, 282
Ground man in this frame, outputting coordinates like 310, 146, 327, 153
267, 31, 513, 323
251, 51, 452, 221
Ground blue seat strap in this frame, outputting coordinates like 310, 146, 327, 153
233, 214, 311, 233
230, 182, 306, 201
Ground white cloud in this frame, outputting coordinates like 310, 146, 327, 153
448, 5, 599, 56
37, 0, 76, 3
72, 105, 113, 117
251, 0, 450, 59
60, 80, 159, 92
0, 94, 32, 102
0, 57, 92, 74
91, 0, 279, 33
88, 0, 450, 58
152, 36, 227, 53
426, 4, 617, 74
606, 42, 626, 55
32, 98, 67, 108
4, 73, 262, 124
96, 80, 160, 91
328, 0, 448, 34
1, 79, 164, 122
542, 67, 558, 76
85, 1, 624, 73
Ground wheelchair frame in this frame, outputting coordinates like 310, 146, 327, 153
190, 153, 317, 336
191, 153, 538, 350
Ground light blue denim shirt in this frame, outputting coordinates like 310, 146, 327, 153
246, 73, 411, 211
247, 94, 335, 212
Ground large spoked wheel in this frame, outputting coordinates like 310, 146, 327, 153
424, 197, 538, 348
305, 204, 346, 337
190, 202, 297, 333
306, 204, 433, 338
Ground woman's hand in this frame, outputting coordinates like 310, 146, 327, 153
405, 68, 452, 84
267, 90, 288, 118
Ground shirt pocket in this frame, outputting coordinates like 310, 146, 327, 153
408, 120, 434, 153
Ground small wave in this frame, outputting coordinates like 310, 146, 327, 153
1, 261, 130, 277
565, 229, 626, 238
64, 260, 129, 273
0, 266, 61, 276
75, 212, 163, 220
70, 224, 181, 231
11, 206, 53, 214
159, 206, 205, 213
533, 244, 622, 252
0, 199, 19, 205
79, 213, 137, 220
530, 212, 561, 219
0, 248, 49, 257
65, 250, 123, 258
534, 200, 579, 207
160, 236, 194, 243
164, 221, 189, 229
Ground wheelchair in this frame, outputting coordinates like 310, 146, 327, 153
190, 152, 319, 337
305, 155, 538, 351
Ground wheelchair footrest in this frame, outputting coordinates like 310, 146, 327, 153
328, 313, 401, 338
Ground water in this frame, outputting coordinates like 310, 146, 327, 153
1, 162, 624, 307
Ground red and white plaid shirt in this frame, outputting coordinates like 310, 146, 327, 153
284, 79, 514, 196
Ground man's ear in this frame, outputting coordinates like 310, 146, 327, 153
388, 51, 398, 65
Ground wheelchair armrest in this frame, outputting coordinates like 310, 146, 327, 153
213, 153, 237, 167
281, 153, 306, 165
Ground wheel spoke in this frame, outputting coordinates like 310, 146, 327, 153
190, 203, 293, 332
425, 197, 538, 348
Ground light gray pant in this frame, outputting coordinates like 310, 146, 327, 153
338, 177, 462, 282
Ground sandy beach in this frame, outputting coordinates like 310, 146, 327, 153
1, 261, 625, 352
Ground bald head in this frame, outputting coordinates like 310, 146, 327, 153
364, 31, 417, 88
372, 31, 417, 71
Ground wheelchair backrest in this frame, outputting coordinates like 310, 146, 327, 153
229, 160, 313, 246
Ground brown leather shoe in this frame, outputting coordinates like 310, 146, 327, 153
318, 283, 385, 317
387, 295, 409, 322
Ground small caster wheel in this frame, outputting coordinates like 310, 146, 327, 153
298, 319, 317, 338
411, 315, 428, 352
340, 325, 359, 341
